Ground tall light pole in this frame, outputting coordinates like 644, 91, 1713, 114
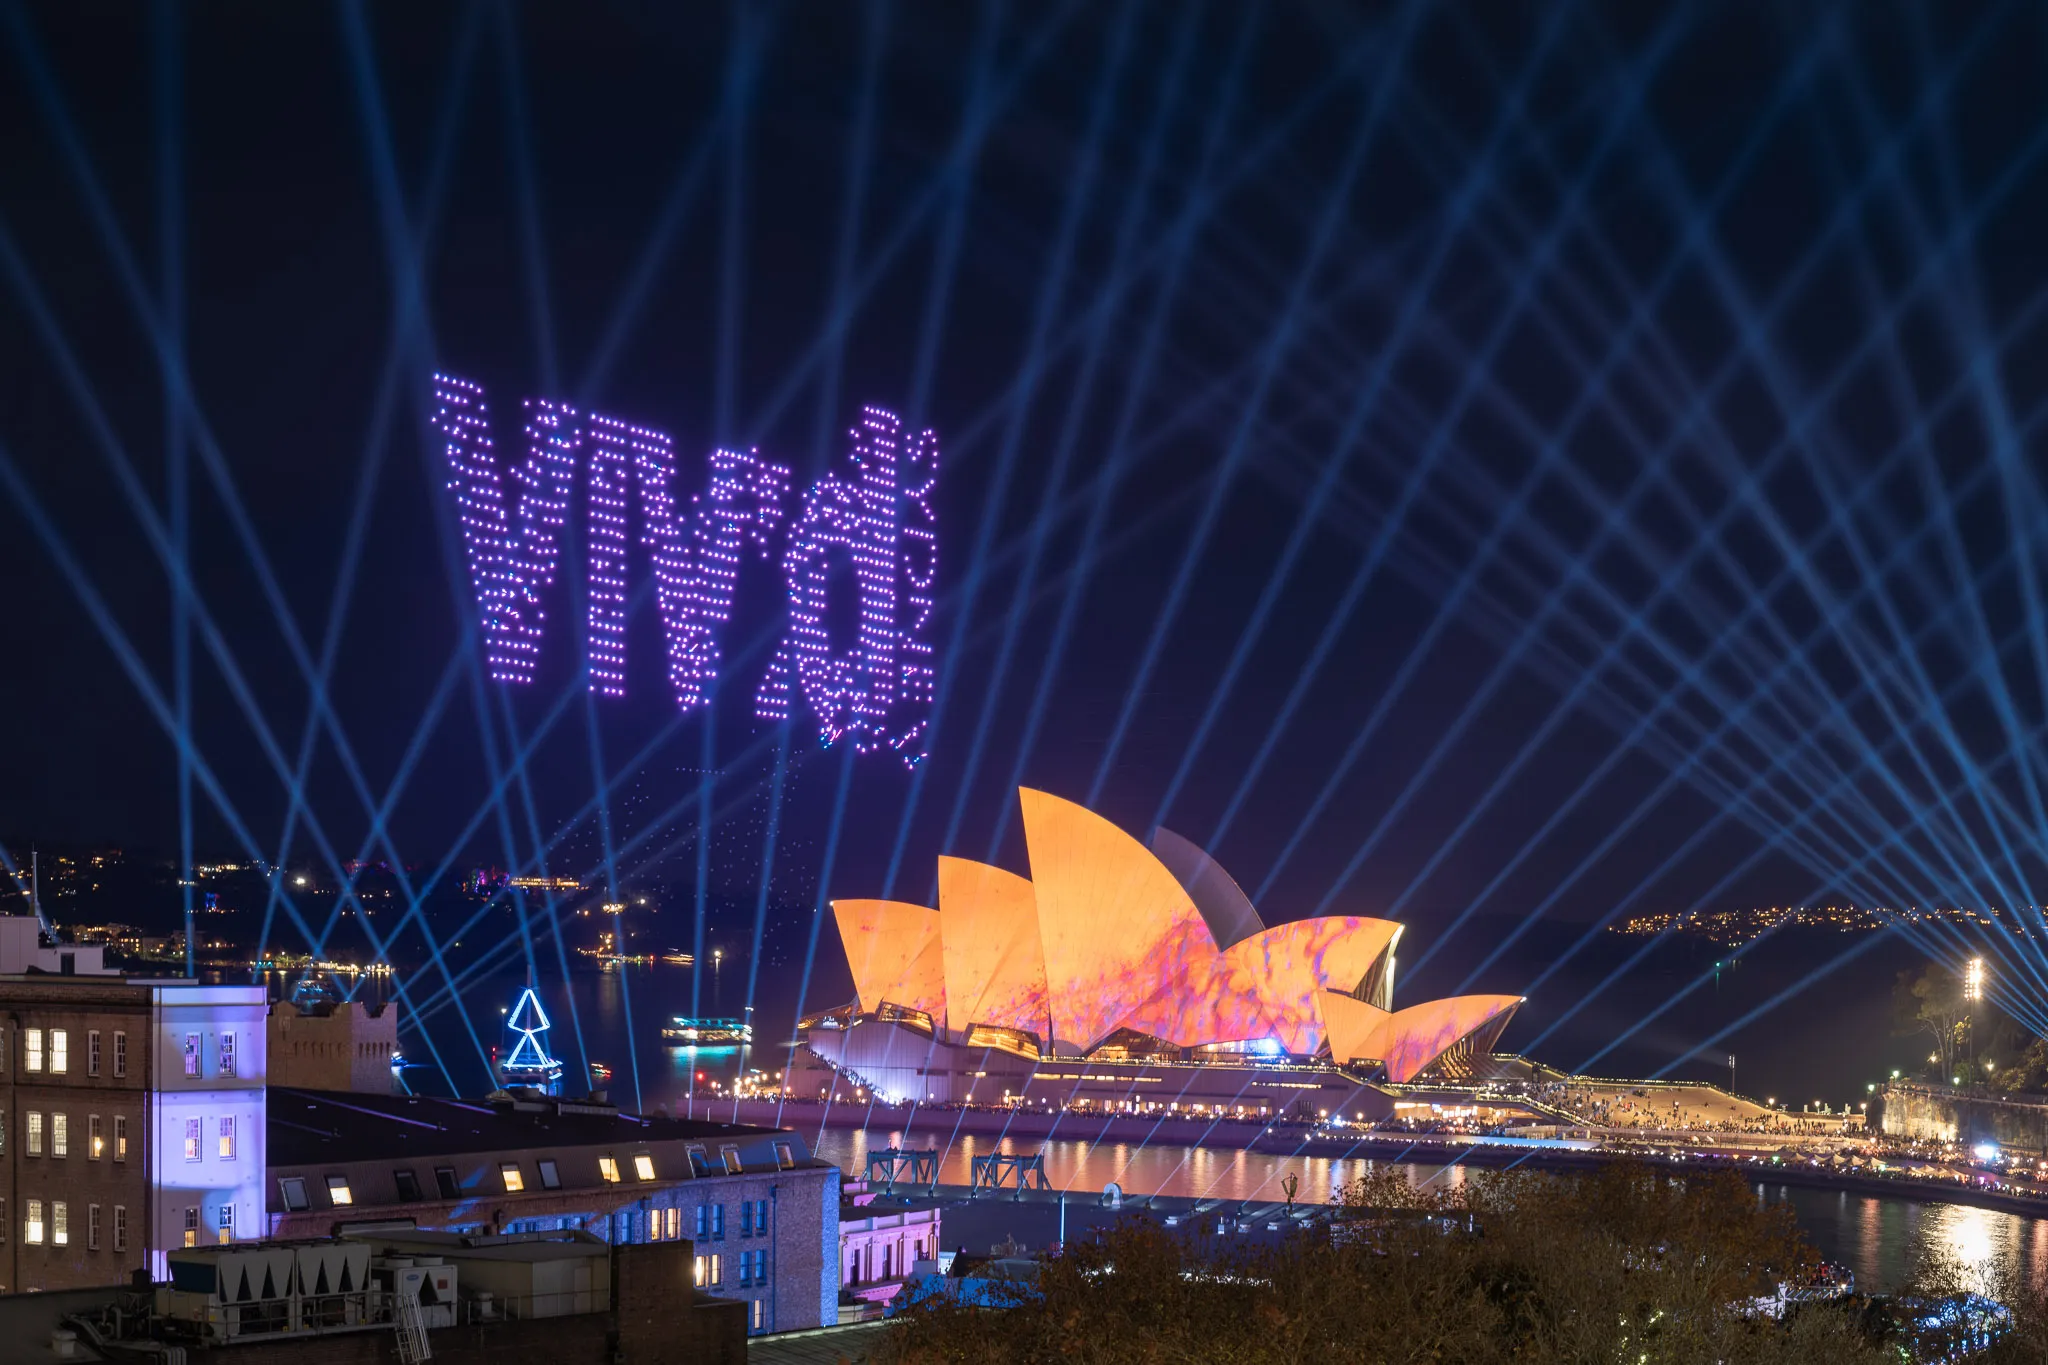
1965, 957, 1986, 1078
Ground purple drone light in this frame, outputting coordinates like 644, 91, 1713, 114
432, 376, 933, 765
754, 406, 938, 762
431, 375, 574, 684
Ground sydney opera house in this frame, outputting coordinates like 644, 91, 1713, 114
798, 788, 1524, 1122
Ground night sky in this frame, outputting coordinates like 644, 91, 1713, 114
4, 2, 2048, 1088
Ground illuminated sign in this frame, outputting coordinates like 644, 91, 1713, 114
430, 374, 937, 763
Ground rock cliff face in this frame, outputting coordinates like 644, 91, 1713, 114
1879, 1083, 2048, 1152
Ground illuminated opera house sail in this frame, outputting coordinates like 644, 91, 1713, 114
800, 789, 1523, 1116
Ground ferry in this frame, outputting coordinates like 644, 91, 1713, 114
498, 1054, 564, 1085
662, 1016, 752, 1045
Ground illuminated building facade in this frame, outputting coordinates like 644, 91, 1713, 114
264, 1088, 840, 1335
801, 789, 1522, 1114
0, 975, 268, 1292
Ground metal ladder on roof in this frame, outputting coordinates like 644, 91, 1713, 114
394, 1294, 433, 1363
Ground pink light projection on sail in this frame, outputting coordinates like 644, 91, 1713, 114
428, 375, 935, 764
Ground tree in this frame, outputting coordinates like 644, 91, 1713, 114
1893, 963, 1970, 1081
876, 1162, 1891, 1364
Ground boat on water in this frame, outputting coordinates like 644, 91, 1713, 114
500, 1055, 565, 1085
663, 1016, 752, 1045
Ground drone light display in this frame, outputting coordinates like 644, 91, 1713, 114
430, 374, 936, 763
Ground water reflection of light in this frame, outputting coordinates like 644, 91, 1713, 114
1926, 1204, 2004, 1298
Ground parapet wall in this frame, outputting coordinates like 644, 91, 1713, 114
267, 1001, 399, 1093
1878, 1083, 2048, 1153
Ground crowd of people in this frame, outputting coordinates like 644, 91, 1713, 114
1524, 1080, 1863, 1138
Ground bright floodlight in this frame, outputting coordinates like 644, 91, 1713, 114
1966, 957, 1985, 1001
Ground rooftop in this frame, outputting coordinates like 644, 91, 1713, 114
268, 1087, 795, 1166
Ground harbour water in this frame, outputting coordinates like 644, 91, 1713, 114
804, 1126, 2048, 1298
403, 962, 2048, 1298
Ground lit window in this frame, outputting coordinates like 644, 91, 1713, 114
774, 1142, 795, 1170
537, 1159, 560, 1190
278, 1178, 309, 1212
26, 1111, 42, 1157
219, 1116, 235, 1160
709, 1253, 722, 1286
598, 1156, 621, 1183
89, 1114, 102, 1159
24, 1029, 42, 1073
113, 1205, 127, 1252
53, 1201, 68, 1246
183, 1035, 200, 1078
183, 1207, 198, 1248
326, 1175, 353, 1206
50, 1030, 66, 1074
720, 1145, 743, 1175
51, 1112, 66, 1158
87, 1030, 100, 1077
218, 1204, 234, 1245
666, 1207, 680, 1240
219, 1033, 235, 1077
114, 1116, 127, 1161
500, 1162, 524, 1192
184, 1118, 201, 1162
693, 1255, 706, 1287
751, 1298, 764, 1332
23, 1199, 43, 1244
88, 1203, 100, 1250
113, 1031, 126, 1078
633, 1153, 656, 1181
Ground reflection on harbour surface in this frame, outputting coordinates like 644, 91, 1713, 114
1761, 1185, 2048, 1298
809, 1128, 2048, 1296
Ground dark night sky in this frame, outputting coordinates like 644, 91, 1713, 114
4, 0, 2048, 1069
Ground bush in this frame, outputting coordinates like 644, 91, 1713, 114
875, 1162, 1895, 1364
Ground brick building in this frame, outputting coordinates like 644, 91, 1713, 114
264, 1087, 839, 1334
0, 974, 267, 1292
266, 1000, 399, 1093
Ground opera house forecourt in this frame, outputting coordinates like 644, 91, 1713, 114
797, 788, 1526, 1123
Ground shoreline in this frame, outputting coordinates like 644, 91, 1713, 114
706, 1098, 2048, 1221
